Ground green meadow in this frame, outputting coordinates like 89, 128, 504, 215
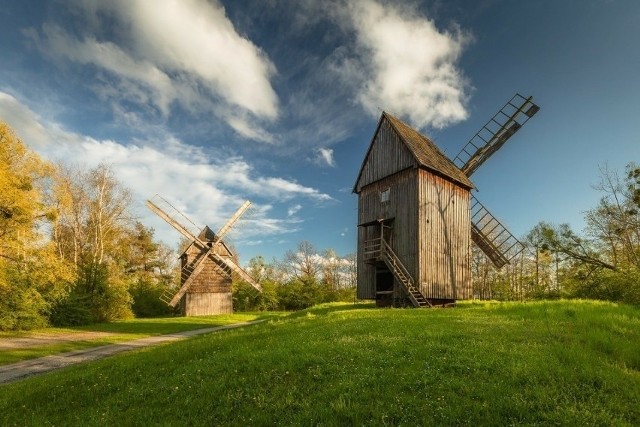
0, 312, 283, 366
1, 300, 639, 426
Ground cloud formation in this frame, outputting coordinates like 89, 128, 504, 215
32, 0, 279, 141
0, 91, 330, 246
315, 147, 336, 167
336, 0, 471, 130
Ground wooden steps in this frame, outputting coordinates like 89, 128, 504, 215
379, 239, 431, 308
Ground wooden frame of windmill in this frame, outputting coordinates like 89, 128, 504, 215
146, 197, 262, 316
354, 94, 540, 308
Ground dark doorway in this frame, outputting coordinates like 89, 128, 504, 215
375, 265, 394, 307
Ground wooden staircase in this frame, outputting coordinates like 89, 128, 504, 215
364, 237, 431, 308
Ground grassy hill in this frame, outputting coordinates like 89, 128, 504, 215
1, 300, 639, 426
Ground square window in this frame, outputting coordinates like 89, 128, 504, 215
380, 188, 390, 203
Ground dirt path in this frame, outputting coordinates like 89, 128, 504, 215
0, 331, 116, 350
0, 320, 264, 385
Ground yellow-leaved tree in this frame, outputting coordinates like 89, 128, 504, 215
0, 122, 74, 330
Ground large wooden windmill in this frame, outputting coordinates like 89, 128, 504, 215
146, 196, 262, 316
354, 93, 539, 307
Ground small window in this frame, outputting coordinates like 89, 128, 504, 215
380, 188, 390, 203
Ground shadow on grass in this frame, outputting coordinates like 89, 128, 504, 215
71, 312, 286, 335
287, 302, 376, 319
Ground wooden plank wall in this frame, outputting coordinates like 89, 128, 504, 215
417, 170, 472, 299
182, 244, 233, 315
357, 168, 418, 299
184, 292, 233, 315
355, 118, 417, 192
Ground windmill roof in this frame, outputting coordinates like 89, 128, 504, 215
180, 225, 233, 258
382, 112, 474, 189
198, 226, 216, 242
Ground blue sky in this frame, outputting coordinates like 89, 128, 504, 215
1, 0, 639, 263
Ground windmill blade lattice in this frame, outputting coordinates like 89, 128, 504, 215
147, 195, 204, 244
470, 195, 525, 268
454, 93, 540, 177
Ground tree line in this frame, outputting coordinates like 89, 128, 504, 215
1, 121, 638, 330
0, 122, 356, 330
473, 163, 640, 305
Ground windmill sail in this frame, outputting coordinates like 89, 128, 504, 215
146, 197, 263, 307
453, 94, 539, 176
470, 196, 524, 268
215, 201, 251, 242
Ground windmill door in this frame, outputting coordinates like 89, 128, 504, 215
374, 219, 394, 307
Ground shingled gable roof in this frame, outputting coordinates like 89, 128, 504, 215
353, 112, 474, 192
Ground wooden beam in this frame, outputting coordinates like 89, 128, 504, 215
146, 200, 206, 246
211, 253, 263, 292
168, 248, 212, 306
215, 201, 251, 243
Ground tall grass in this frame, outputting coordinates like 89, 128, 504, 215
1, 300, 638, 426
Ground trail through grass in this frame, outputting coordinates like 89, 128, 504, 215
0, 312, 284, 365
0, 300, 638, 426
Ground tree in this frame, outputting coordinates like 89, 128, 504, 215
283, 241, 321, 285
49, 163, 135, 323
585, 164, 640, 270
0, 122, 74, 330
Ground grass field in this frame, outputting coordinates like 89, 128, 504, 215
0, 312, 283, 366
1, 300, 639, 426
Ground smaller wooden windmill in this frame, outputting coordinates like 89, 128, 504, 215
146, 196, 262, 316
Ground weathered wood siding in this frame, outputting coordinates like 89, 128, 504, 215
181, 244, 233, 315
417, 170, 472, 299
355, 118, 418, 193
184, 292, 232, 316
357, 168, 418, 299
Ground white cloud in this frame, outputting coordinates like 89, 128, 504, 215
0, 92, 330, 248
288, 204, 303, 216
32, 0, 279, 140
315, 147, 336, 167
336, 0, 471, 130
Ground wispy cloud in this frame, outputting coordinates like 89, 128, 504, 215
29, 0, 279, 141
0, 91, 330, 246
288, 204, 303, 216
315, 147, 336, 167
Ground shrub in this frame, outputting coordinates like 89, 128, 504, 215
0, 286, 49, 331
129, 277, 174, 318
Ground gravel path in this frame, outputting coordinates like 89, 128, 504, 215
0, 332, 116, 350
0, 320, 264, 385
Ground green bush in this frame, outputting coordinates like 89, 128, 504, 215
233, 277, 357, 312
0, 286, 49, 331
49, 290, 93, 327
129, 278, 174, 318
569, 268, 640, 305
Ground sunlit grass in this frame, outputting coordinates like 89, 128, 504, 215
0, 301, 638, 426
0, 312, 285, 365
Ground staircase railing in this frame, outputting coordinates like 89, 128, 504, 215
379, 239, 431, 308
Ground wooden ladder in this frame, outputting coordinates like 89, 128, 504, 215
166, 248, 213, 307
380, 240, 431, 308
211, 253, 263, 293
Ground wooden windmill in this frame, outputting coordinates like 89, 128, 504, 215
354, 93, 539, 307
146, 196, 262, 316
